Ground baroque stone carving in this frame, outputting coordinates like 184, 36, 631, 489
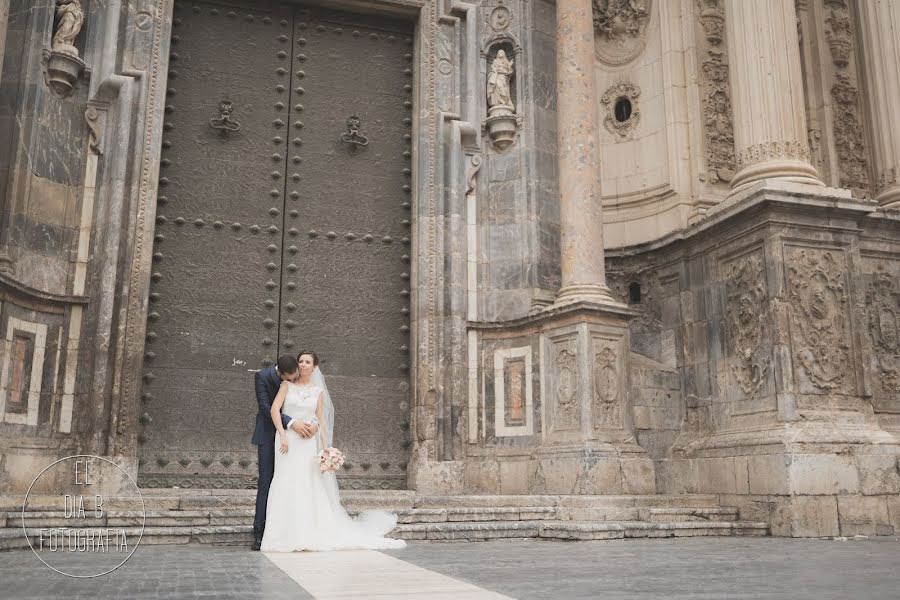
830, 73, 869, 191
696, 0, 736, 184
824, 8, 852, 68
697, 0, 725, 44
737, 141, 811, 171
724, 252, 770, 399
593, 0, 650, 40
865, 266, 900, 395
808, 128, 823, 171
489, 5, 511, 31
601, 82, 641, 139
879, 168, 898, 193
466, 155, 482, 198
822, 0, 869, 194
592, 346, 622, 428
786, 248, 852, 392
43, 0, 86, 97
85, 106, 104, 155
592, 0, 652, 65
554, 345, 579, 431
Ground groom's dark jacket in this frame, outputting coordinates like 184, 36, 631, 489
251, 366, 293, 446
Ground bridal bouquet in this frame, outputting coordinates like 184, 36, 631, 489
317, 447, 346, 472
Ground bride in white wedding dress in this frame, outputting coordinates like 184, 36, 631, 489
261, 351, 406, 552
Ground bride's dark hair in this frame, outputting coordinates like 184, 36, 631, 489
297, 350, 319, 366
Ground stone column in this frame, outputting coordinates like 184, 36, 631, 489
856, 0, 900, 208
554, 0, 616, 305
724, 0, 823, 190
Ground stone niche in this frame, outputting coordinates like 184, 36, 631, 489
464, 304, 656, 496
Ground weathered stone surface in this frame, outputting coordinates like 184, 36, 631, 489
789, 455, 861, 496
856, 454, 900, 496
788, 496, 840, 538
748, 455, 790, 496
836, 496, 893, 537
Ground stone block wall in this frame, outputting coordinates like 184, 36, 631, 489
0, 0, 96, 492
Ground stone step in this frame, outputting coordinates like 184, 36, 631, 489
1, 492, 726, 516
642, 507, 740, 523
0, 519, 768, 550
0, 494, 412, 513
6, 506, 560, 528
413, 494, 722, 510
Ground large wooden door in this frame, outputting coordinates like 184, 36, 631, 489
139, 0, 413, 490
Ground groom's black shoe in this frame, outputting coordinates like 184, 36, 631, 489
251, 536, 262, 551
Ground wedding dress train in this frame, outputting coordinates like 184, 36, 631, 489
260, 382, 406, 552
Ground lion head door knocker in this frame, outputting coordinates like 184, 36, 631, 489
209, 100, 241, 137
340, 115, 369, 155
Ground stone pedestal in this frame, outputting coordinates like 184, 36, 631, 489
461, 302, 655, 496
656, 181, 900, 536
856, 0, 900, 208
724, 0, 823, 190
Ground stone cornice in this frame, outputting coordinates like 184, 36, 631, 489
0, 272, 89, 310
607, 181, 877, 258
469, 300, 637, 332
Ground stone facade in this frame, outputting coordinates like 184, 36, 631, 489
0, 0, 898, 537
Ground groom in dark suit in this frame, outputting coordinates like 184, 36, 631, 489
251, 354, 316, 550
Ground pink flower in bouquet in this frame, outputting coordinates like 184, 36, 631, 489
317, 447, 346, 472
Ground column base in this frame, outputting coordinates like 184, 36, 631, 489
552, 283, 624, 309
730, 159, 823, 194
876, 185, 900, 209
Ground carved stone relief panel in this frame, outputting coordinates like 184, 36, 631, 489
723, 249, 770, 401
864, 263, 900, 398
493, 346, 534, 437
591, 339, 623, 430
592, 0, 652, 65
695, 0, 736, 184
822, 0, 870, 194
550, 338, 580, 432
785, 246, 854, 394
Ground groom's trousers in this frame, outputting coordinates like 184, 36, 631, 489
254, 442, 276, 539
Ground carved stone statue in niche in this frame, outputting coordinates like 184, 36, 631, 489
487, 50, 515, 113
43, 0, 86, 97
53, 0, 85, 53
484, 47, 519, 151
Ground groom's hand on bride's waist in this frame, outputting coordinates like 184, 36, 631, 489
291, 421, 317, 438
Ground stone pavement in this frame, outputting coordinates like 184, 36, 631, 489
1, 537, 899, 599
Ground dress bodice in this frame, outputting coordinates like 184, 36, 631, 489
283, 383, 321, 420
